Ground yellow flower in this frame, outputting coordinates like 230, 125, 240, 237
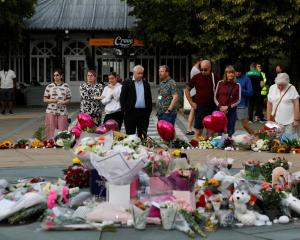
1, 140, 14, 149
172, 149, 181, 157
31, 138, 44, 148
207, 179, 220, 186
72, 157, 81, 165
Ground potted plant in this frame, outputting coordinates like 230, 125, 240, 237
260, 182, 285, 220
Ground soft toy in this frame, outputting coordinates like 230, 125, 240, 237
232, 186, 271, 226
281, 192, 300, 217
272, 167, 291, 188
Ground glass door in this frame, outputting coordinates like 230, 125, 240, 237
65, 57, 87, 102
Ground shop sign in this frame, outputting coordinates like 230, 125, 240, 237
114, 36, 133, 48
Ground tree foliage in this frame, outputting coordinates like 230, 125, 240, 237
125, 0, 300, 61
0, 0, 37, 46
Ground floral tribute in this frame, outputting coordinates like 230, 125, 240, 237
63, 157, 90, 188
0, 139, 14, 149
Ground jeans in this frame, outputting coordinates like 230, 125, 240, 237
227, 107, 237, 136
157, 112, 176, 125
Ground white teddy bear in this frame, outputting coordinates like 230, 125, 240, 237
232, 186, 271, 226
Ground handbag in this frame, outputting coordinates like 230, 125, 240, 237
270, 85, 292, 122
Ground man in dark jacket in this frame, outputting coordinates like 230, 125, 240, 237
120, 65, 152, 138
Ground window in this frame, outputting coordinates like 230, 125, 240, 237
128, 47, 156, 83
159, 49, 188, 83
30, 41, 55, 84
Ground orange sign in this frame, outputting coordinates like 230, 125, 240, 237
89, 38, 114, 46
89, 38, 144, 47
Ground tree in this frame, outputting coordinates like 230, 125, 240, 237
0, 0, 36, 56
125, 0, 300, 64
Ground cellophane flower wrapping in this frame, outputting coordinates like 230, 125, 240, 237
159, 201, 178, 230
90, 151, 148, 185
232, 132, 253, 150
132, 204, 149, 230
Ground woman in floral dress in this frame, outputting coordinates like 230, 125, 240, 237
79, 70, 103, 125
43, 69, 71, 140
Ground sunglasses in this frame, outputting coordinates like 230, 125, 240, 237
200, 68, 209, 72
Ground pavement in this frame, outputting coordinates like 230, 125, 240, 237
1, 106, 300, 240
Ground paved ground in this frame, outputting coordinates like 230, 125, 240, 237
1, 107, 300, 240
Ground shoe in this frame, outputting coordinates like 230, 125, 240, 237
259, 118, 267, 124
9, 110, 13, 115
1, 110, 5, 115
254, 117, 259, 122
186, 131, 195, 135
248, 120, 253, 123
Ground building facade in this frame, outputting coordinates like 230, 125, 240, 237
1, 0, 190, 103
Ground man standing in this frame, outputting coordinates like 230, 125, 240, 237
0, 62, 16, 114
185, 60, 220, 137
156, 65, 178, 125
246, 63, 265, 123
186, 56, 202, 135
120, 65, 152, 138
235, 64, 254, 134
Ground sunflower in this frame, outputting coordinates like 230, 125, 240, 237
277, 147, 286, 153
0, 140, 14, 149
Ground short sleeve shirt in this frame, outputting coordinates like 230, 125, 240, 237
44, 82, 72, 115
0, 70, 16, 89
267, 84, 299, 125
157, 78, 177, 115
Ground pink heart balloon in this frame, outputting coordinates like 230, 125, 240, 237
157, 120, 175, 142
77, 112, 95, 130
95, 125, 108, 134
202, 115, 214, 131
71, 126, 81, 139
211, 111, 227, 132
104, 119, 119, 131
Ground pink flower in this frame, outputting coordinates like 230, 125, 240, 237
46, 221, 54, 226
61, 186, 69, 203
47, 190, 57, 209
275, 185, 283, 191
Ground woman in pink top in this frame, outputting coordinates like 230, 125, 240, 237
43, 69, 72, 139
214, 65, 241, 136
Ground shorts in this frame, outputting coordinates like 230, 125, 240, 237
237, 107, 248, 120
194, 106, 215, 130
0, 88, 14, 102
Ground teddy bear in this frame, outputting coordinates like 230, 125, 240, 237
231, 185, 271, 226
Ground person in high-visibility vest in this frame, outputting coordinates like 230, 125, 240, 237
257, 63, 268, 96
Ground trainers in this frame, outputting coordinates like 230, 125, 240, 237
259, 118, 267, 123
9, 110, 13, 115
1, 110, 5, 115
186, 131, 195, 135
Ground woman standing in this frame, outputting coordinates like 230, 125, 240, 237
80, 70, 103, 125
100, 72, 123, 130
214, 65, 241, 136
43, 69, 71, 140
267, 73, 299, 134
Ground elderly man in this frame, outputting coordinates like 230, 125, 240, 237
156, 65, 178, 125
120, 65, 152, 138
185, 60, 220, 137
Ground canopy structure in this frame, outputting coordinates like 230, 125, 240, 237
26, 0, 136, 30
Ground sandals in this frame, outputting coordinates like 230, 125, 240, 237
186, 131, 195, 135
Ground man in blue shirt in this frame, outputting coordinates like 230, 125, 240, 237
120, 65, 152, 138
235, 64, 254, 134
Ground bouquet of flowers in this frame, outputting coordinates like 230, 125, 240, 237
132, 200, 150, 230
243, 159, 261, 179
14, 139, 30, 149
144, 149, 171, 177
232, 133, 253, 150
203, 179, 221, 194
159, 201, 178, 230
0, 139, 14, 149
260, 182, 285, 219
260, 157, 290, 182
54, 130, 75, 149
47, 186, 79, 209
63, 157, 90, 188
168, 168, 199, 191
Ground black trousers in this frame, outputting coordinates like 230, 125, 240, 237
124, 108, 150, 138
103, 111, 124, 131
248, 94, 264, 121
